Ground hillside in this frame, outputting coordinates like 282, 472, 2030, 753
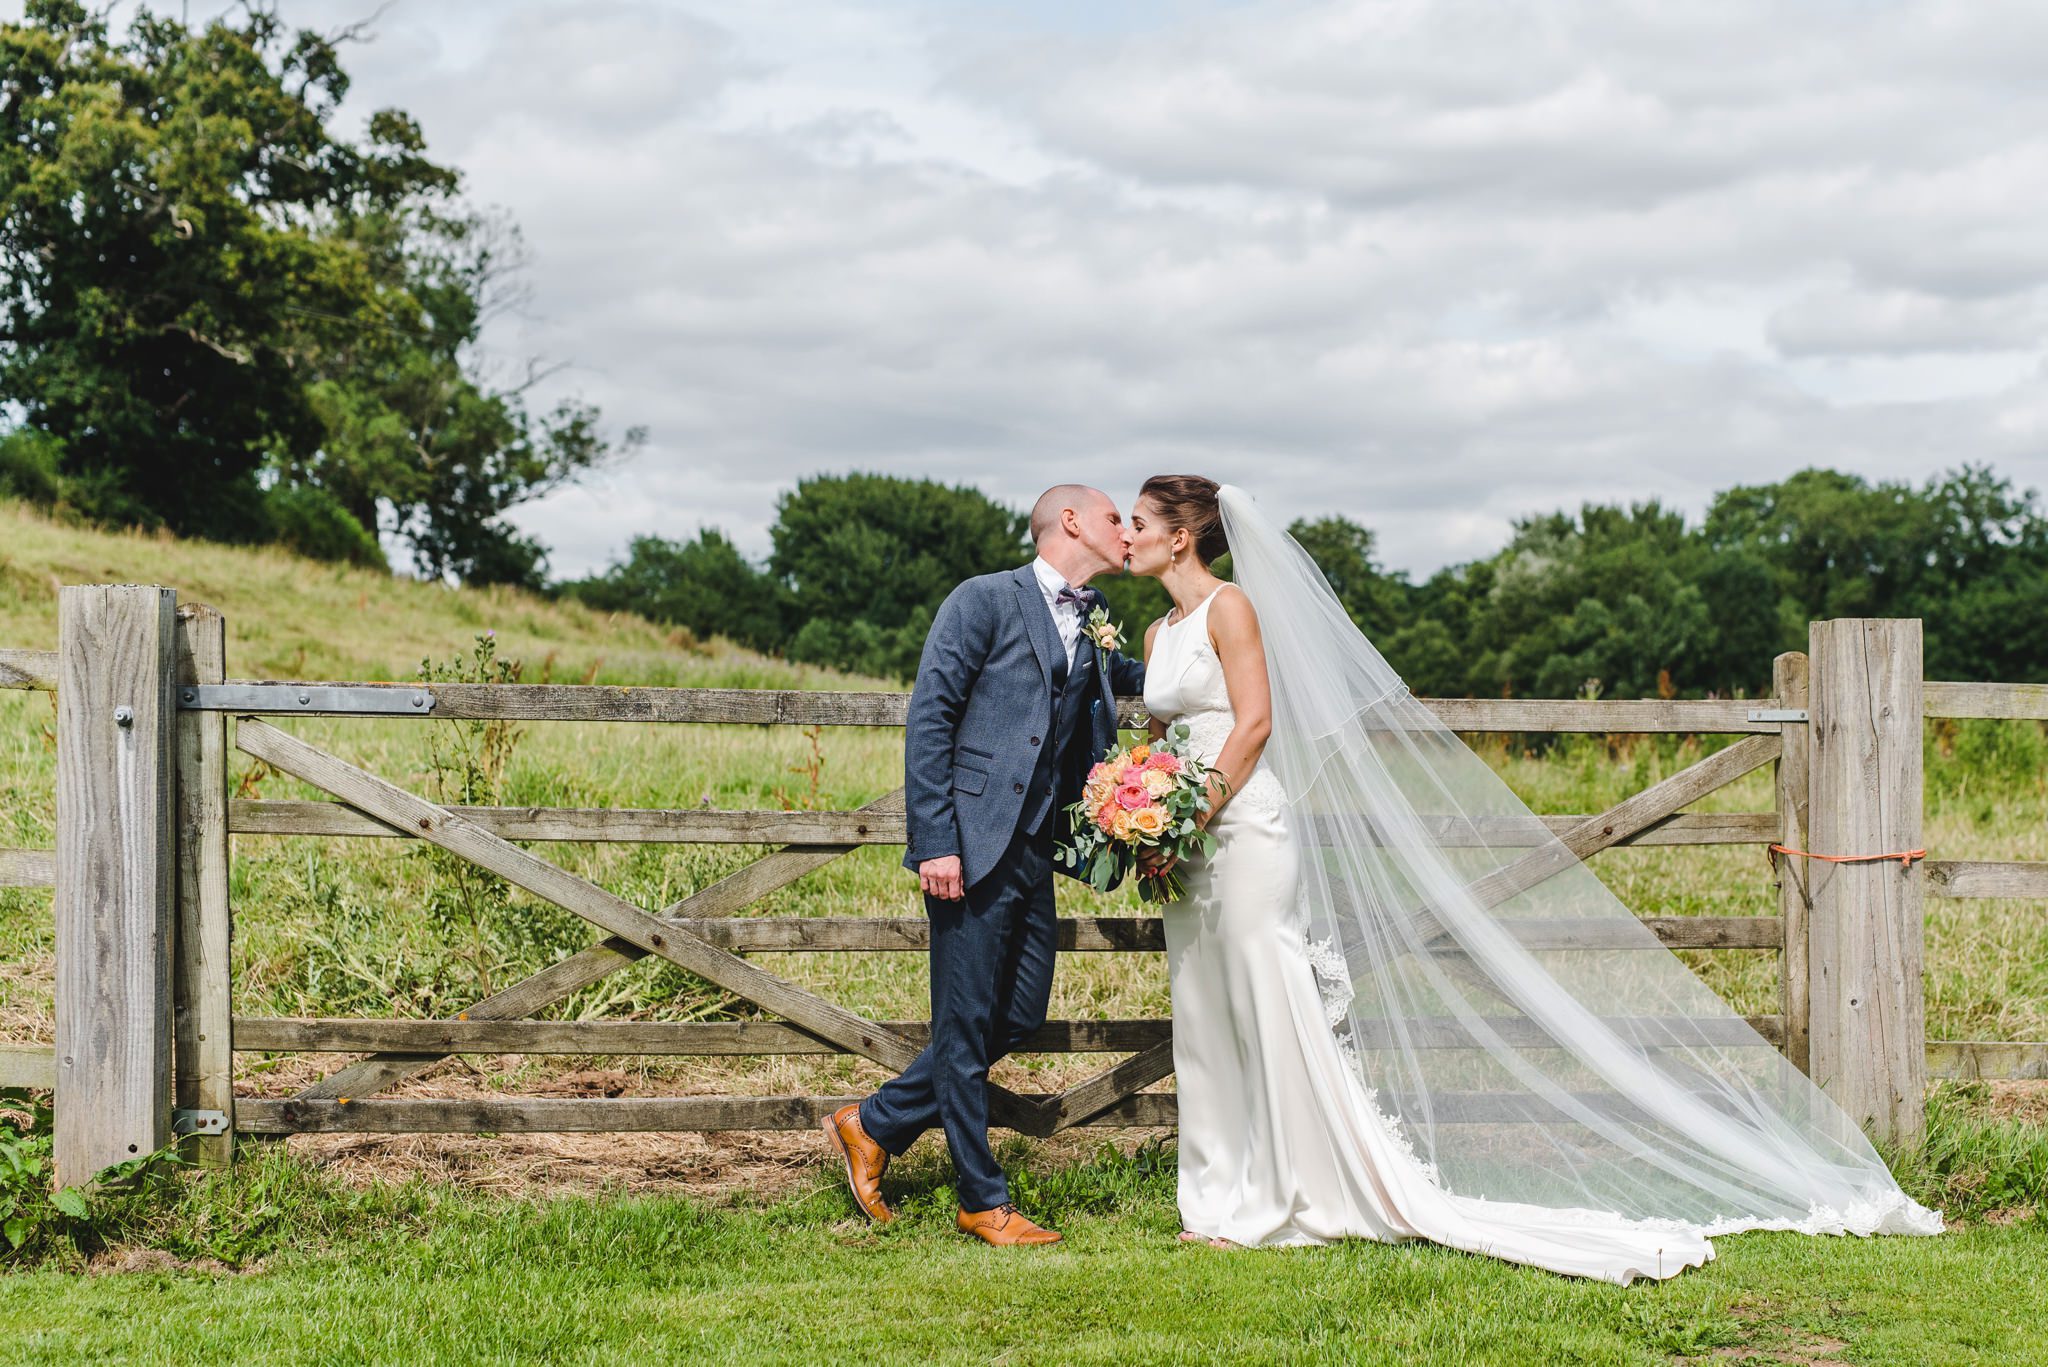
0, 498, 884, 691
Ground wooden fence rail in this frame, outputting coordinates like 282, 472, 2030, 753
5, 587, 2048, 1181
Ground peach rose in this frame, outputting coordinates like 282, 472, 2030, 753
1141, 768, 1175, 797
1129, 806, 1167, 838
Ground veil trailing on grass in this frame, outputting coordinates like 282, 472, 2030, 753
1214, 483, 1942, 1237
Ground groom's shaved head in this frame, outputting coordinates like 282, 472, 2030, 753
1030, 484, 1108, 544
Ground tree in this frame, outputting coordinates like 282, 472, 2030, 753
0, 2, 635, 580
1287, 515, 1411, 637
768, 474, 1030, 679
1705, 465, 2048, 681
560, 530, 786, 652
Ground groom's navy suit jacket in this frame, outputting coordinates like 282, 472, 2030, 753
902, 564, 1147, 890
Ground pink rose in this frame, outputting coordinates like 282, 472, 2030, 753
1116, 783, 1151, 810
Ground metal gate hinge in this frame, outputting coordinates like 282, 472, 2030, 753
1747, 708, 1808, 724
179, 684, 436, 716
172, 1109, 228, 1136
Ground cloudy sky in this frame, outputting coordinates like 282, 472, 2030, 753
27, 0, 2048, 578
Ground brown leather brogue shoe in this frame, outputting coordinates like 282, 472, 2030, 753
821, 1102, 894, 1223
956, 1203, 1063, 1246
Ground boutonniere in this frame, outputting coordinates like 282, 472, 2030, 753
1084, 604, 1124, 661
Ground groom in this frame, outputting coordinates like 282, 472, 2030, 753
823, 485, 1146, 1245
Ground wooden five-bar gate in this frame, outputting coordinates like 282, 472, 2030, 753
3, 585, 2046, 1187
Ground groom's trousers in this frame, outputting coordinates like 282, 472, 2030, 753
858, 819, 1058, 1212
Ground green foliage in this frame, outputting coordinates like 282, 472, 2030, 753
1881, 1084, 2048, 1219
0, 1089, 74, 1259
0, 3, 634, 582
0, 1088, 194, 1266
412, 633, 579, 999
0, 430, 63, 505
771, 473, 1031, 679
1088, 569, 1173, 636
1289, 515, 1410, 635
1706, 464, 2048, 682
559, 530, 786, 652
261, 482, 386, 568
560, 463, 2048, 691
1319, 466, 2048, 698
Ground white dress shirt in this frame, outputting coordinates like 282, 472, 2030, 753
1030, 555, 1083, 667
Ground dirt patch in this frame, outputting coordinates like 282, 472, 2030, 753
1700, 1332, 1847, 1365
284, 1127, 832, 1200
1979, 1206, 2038, 1226
87, 1247, 238, 1277
1985, 1080, 2048, 1123
244, 1057, 1164, 1201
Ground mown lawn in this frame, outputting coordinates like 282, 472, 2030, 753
0, 1144, 2042, 1366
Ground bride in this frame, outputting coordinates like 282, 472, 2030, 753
1125, 474, 1942, 1284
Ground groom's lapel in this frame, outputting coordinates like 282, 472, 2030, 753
1010, 564, 1057, 691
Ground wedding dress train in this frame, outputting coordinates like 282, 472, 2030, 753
1145, 492, 1943, 1286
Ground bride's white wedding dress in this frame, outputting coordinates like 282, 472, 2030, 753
1149, 584, 1713, 1281
1143, 488, 1943, 1285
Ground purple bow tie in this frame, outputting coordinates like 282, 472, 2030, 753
1054, 586, 1089, 608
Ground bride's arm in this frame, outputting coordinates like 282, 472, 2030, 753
1200, 588, 1273, 828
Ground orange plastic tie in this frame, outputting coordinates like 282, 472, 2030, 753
1769, 843, 1925, 867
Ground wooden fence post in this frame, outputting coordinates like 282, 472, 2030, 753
54, 585, 179, 1186
173, 604, 233, 1166
1806, 619, 1926, 1145
1772, 651, 1813, 1075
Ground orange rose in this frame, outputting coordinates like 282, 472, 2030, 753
1130, 745, 1151, 764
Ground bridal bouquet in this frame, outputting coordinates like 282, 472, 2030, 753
1055, 723, 1224, 903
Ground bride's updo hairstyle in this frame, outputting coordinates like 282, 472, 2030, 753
1139, 474, 1229, 566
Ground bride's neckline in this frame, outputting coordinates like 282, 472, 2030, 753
1162, 582, 1232, 631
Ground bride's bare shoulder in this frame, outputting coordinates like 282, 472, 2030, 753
1209, 582, 1258, 628
1206, 583, 1263, 654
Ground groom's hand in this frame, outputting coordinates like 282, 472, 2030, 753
919, 855, 965, 901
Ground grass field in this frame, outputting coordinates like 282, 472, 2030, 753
3, 498, 2047, 1362
2, 1139, 2046, 1366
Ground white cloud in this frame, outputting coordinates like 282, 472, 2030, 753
10, 0, 2046, 579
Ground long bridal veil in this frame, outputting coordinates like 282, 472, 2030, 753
1214, 484, 1942, 1237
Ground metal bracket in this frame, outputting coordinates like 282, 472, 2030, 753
172, 1108, 228, 1136
1747, 708, 1809, 724
180, 684, 436, 716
